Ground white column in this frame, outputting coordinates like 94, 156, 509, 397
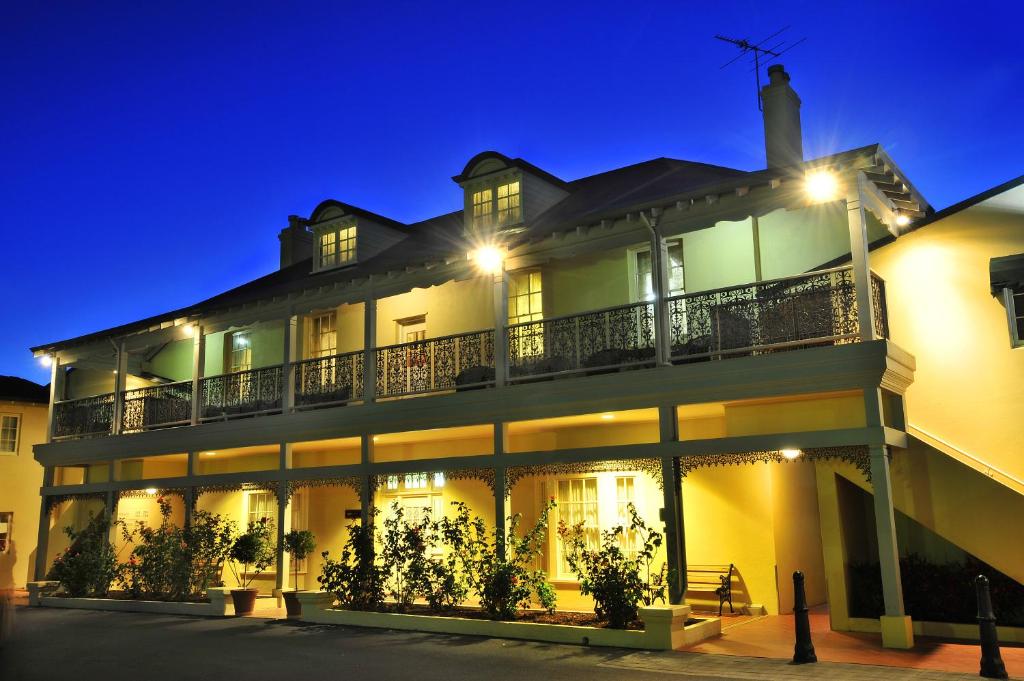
33, 467, 54, 580
111, 340, 128, 434
658, 405, 686, 604
46, 357, 64, 442
283, 314, 298, 412
363, 296, 377, 402
493, 422, 510, 556
847, 179, 878, 342
190, 326, 205, 425
492, 272, 509, 387
645, 214, 672, 366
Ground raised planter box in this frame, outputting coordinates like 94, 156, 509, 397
297, 592, 720, 650
26, 582, 233, 617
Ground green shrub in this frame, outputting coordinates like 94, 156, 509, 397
440, 500, 557, 620
318, 510, 385, 610
283, 529, 317, 592
380, 502, 433, 612
557, 502, 668, 628
181, 510, 236, 596
228, 518, 275, 590
48, 513, 122, 598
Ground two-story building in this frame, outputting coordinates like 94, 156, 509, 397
30, 64, 1022, 649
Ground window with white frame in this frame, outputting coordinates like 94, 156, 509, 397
556, 477, 599, 578
310, 312, 337, 358
632, 240, 685, 302
471, 178, 522, 230
615, 476, 638, 558
1006, 287, 1024, 348
290, 490, 309, 573
472, 188, 493, 230
245, 490, 275, 527
317, 224, 357, 270
228, 332, 252, 373
0, 512, 11, 553
496, 181, 521, 226
0, 415, 20, 454
508, 270, 544, 359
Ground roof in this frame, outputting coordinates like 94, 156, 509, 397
0, 376, 49, 404
32, 144, 917, 354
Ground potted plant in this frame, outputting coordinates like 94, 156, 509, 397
281, 529, 316, 617
227, 518, 275, 615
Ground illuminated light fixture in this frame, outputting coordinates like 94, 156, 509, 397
895, 212, 911, 228
781, 448, 803, 461
145, 488, 157, 495
433, 472, 446, 488
372, 436, 380, 443
600, 413, 615, 421
39, 355, 53, 368
804, 170, 839, 203
182, 324, 195, 338
471, 245, 505, 275
203, 451, 217, 457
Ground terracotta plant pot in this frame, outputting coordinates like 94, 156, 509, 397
283, 590, 303, 618
230, 588, 258, 616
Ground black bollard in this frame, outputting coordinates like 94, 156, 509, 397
976, 575, 1008, 679
792, 570, 817, 664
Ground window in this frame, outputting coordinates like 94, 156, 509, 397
508, 270, 544, 359
1006, 287, 1024, 347
615, 476, 637, 558
556, 477, 599, 578
228, 332, 252, 373
496, 181, 521, 226
472, 189, 493, 230
0, 512, 11, 553
317, 224, 357, 270
0, 415, 19, 454
310, 312, 337, 358
290, 490, 309, 573
633, 240, 685, 302
245, 491, 275, 527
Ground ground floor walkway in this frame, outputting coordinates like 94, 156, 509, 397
686, 607, 1024, 676
4, 606, 1018, 681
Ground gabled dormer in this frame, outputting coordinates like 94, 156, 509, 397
453, 151, 570, 238
306, 200, 408, 273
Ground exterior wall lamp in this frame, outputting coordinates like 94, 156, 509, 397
781, 448, 803, 460
470, 245, 505, 275
805, 170, 840, 203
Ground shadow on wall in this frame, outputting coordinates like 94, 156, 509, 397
0, 541, 16, 590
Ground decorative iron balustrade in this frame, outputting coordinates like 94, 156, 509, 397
668, 267, 859, 361
200, 365, 283, 420
121, 381, 193, 432
375, 329, 495, 398
506, 301, 656, 381
294, 350, 363, 408
870, 272, 890, 340
53, 393, 115, 440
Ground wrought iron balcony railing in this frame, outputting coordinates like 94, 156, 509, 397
199, 365, 283, 421
121, 381, 193, 432
375, 329, 495, 399
667, 266, 865, 361
293, 350, 364, 409
506, 301, 657, 381
870, 271, 890, 340
53, 393, 115, 440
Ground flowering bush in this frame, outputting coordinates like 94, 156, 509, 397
440, 500, 557, 620
48, 513, 123, 598
557, 502, 667, 628
228, 518, 275, 590
318, 510, 385, 610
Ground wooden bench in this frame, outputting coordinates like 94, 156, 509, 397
686, 564, 734, 615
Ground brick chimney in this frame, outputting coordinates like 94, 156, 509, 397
761, 64, 803, 169
278, 215, 313, 269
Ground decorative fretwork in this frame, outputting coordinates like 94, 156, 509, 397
46, 492, 108, 514
668, 267, 859, 362
870, 272, 890, 340
375, 329, 495, 399
121, 381, 193, 433
293, 350, 363, 409
200, 365, 283, 420
680, 445, 872, 481
194, 481, 280, 503
506, 301, 656, 381
443, 467, 496, 492
286, 476, 362, 501
53, 393, 115, 440
116, 488, 188, 501
505, 458, 663, 498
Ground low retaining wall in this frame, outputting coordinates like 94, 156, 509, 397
847, 616, 1024, 645
297, 592, 720, 650
27, 582, 233, 617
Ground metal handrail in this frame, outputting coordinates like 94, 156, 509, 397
665, 265, 854, 304
505, 299, 654, 331
374, 328, 495, 353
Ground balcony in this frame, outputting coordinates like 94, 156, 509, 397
45, 267, 888, 442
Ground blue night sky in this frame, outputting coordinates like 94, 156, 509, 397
2, 1, 1022, 383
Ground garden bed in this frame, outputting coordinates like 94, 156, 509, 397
297, 592, 721, 650
27, 582, 233, 617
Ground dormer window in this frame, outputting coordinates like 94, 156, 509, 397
471, 179, 522, 230
315, 222, 357, 271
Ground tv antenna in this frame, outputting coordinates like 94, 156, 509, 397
715, 27, 806, 111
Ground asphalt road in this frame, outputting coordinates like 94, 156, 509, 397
0, 607, 986, 681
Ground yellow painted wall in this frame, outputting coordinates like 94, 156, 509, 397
46, 497, 106, 574
757, 202, 851, 280
304, 484, 360, 591
115, 453, 188, 481
678, 391, 866, 441
871, 187, 1024, 482
0, 401, 47, 587
769, 462, 828, 612
114, 494, 186, 559
372, 277, 493, 346
545, 250, 630, 317
194, 446, 278, 475
195, 489, 278, 593
145, 338, 193, 382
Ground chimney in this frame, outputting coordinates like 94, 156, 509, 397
761, 64, 803, 169
278, 215, 313, 269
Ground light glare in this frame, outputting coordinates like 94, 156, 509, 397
805, 170, 839, 203
39, 355, 53, 368
472, 246, 504, 275
781, 448, 802, 460
895, 213, 911, 228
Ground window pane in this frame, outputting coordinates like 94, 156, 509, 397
0, 416, 18, 453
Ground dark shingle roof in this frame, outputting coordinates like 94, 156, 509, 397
0, 376, 49, 404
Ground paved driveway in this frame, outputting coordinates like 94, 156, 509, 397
0, 607, 999, 681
